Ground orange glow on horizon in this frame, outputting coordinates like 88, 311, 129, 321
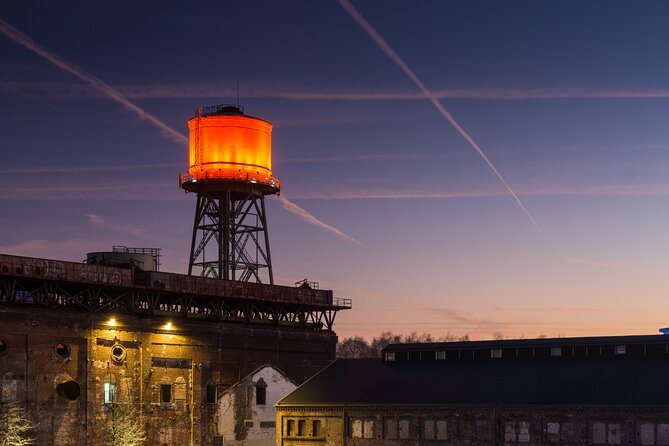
188, 114, 274, 182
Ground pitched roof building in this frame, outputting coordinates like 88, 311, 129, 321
276, 334, 669, 446
218, 364, 296, 446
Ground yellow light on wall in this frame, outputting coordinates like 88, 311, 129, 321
164, 322, 173, 330
107, 318, 117, 327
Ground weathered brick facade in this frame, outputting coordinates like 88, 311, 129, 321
276, 405, 669, 445
0, 306, 336, 445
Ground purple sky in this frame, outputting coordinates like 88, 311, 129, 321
2, 1, 669, 340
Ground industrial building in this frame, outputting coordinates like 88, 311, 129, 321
0, 105, 351, 445
276, 334, 669, 446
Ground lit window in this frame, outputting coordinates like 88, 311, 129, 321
385, 352, 395, 362
491, 348, 502, 359
551, 347, 562, 357
436, 350, 446, 360
615, 345, 626, 355
160, 384, 172, 403
103, 382, 117, 404
351, 418, 374, 438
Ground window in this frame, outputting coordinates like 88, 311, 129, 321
423, 419, 435, 439
256, 386, 266, 405
298, 420, 306, 436
54, 343, 70, 359
640, 423, 654, 445
160, 384, 172, 403
385, 418, 409, 439
615, 345, 626, 355
398, 419, 410, 439
491, 348, 502, 359
1, 375, 18, 401
385, 418, 398, 439
255, 378, 267, 405
351, 418, 374, 438
504, 421, 530, 443
658, 424, 669, 444
592, 421, 622, 445
551, 346, 562, 357
436, 420, 448, 440
103, 382, 117, 404
110, 344, 126, 362
244, 420, 254, 428
385, 352, 395, 362
286, 420, 295, 436
0, 339, 7, 356
206, 385, 217, 404
436, 350, 446, 360
260, 421, 275, 429
313, 420, 322, 437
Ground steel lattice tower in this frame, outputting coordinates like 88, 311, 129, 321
180, 105, 280, 283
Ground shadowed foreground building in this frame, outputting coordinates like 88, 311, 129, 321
277, 335, 669, 446
0, 252, 350, 445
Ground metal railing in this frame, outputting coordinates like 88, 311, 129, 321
179, 171, 280, 189
194, 104, 243, 117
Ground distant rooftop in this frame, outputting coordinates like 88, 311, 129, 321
279, 334, 669, 406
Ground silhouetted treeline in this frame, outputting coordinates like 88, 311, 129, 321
336, 331, 471, 358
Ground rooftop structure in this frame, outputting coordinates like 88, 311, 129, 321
0, 252, 350, 329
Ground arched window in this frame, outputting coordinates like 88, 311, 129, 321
255, 377, 267, 405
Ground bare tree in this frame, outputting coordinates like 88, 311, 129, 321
369, 332, 403, 357
104, 402, 146, 446
0, 401, 36, 446
336, 336, 372, 358
338, 332, 473, 358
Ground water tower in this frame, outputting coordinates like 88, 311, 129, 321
180, 104, 280, 283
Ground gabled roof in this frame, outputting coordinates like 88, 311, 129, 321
221, 363, 296, 394
278, 354, 669, 406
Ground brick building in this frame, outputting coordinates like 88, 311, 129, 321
276, 334, 669, 446
217, 364, 296, 446
0, 252, 350, 445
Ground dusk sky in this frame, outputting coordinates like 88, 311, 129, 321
2, 1, 669, 340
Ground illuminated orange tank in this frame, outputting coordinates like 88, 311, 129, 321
180, 105, 280, 195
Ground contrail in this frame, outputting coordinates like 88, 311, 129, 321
0, 18, 187, 145
0, 17, 361, 243
276, 194, 364, 246
337, 0, 538, 229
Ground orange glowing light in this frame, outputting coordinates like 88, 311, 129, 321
187, 113, 275, 184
